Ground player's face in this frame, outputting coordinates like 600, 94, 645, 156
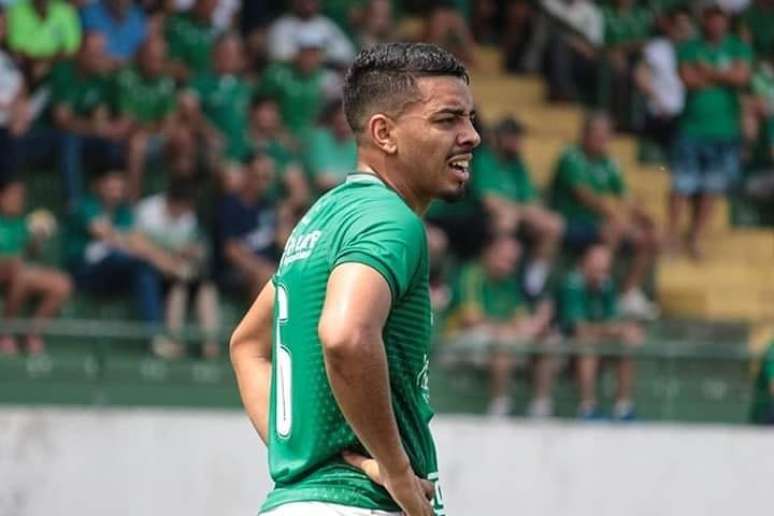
0, 183, 25, 216
583, 246, 612, 288
394, 76, 480, 203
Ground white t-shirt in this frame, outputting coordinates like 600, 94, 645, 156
172, 0, 239, 30
135, 194, 199, 252
0, 50, 23, 127
642, 37, 685, 117
542, 0, 604, 47
267, 14, 356, 66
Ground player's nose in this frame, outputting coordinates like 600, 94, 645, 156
458, 118, 481, 149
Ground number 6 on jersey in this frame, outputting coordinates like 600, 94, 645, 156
275, 284, 292, 438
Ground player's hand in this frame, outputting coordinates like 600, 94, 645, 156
343, 451, 435, 516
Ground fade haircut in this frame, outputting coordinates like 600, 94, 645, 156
343, 42, 469, 135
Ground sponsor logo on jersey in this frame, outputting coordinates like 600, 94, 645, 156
280, 230, 323, 267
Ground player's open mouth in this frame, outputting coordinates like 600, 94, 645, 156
448, 156, 471, 181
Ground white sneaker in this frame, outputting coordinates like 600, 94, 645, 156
526, 398, 554, 418
620, 289, 660, 321
486, 395, 513, 417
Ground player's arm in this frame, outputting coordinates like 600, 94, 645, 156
318, 263, 433, 515
230, 281, 275, 443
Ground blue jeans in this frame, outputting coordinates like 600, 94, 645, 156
670, 135, 741, 196
73, 251, 162, 326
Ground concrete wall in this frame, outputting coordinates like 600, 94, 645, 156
1, 408, 772, 516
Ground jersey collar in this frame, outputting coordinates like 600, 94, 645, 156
345, 172, 386, 186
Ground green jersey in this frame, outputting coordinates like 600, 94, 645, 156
115, 66, 177, 124
557, 270, 618, 334
0, 215, 29, 257
452, 262, 523, 322
263, 173, 444, 514
677, 36, 752, 140
472, 146, 537, 204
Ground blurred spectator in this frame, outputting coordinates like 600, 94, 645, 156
634, 7, 692, 159
304, 99, 356, 192
0, 6, 27, 184
444, 234, 554, 417
249, 96, 310, 211
214, 154, 281, 299
7, 0, 81, 84
80, 0, 148, 67
502, 0, 538, 74
51, 32, 128, 206
472, 117, 563, 298
602, 0, 654, 131
183, 32, 252, 163
0, 179, 72, 355
750, 338, 774, 425
557, 244, 644, 420
267, 0, 355, 68
165, 0, 219, 79
65, 168, 187, 355
540, 0, 604, 103
743, 52, 774, 200
548, 112, 659, 320
170, 0, 239, 31
256, 30, 340, 137
422, 0, 477, 65
740, 0, 774, 57
668, 2, 751, 259
117, 37, 189, 199
470, 0, 497, 44
355, 0, 395, 49
135, 180, 221, 359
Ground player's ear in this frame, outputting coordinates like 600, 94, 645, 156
367, 114, 398, 155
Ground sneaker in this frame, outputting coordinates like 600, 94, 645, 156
526, 398, 554, 419
486, 395, 513, 418
612, 400, 637, 421
151, 335, 185, 360
577, 403, 605, 421
619, 289, 660, 321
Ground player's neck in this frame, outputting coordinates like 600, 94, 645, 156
356, 160, 430, 216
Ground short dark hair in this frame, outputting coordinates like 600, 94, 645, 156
343, 42, 469, 134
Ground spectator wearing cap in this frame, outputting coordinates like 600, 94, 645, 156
0, 179, 72, 355
80, 0, 148, 67
134, 179, 221, 359
472, 117, 564, 299
182, 32, 252, 164
668, 1, 752, 259
256, 29, 341, 138
165, 0, 219, 80
304, 99, 357, 193
267, 0, 355, 68
6, 0, 81, 84
557, 244, 644, 420
548, 112, 660, 321
51, 32, 129, 206
634, 7, 693, 160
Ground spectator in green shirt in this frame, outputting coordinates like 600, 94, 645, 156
473, 117, 564, 298
549, 112, 659, 320
118, 37, 192, 200
0, 178, 72, 355
7, 0, 81, 84
602, 0, 654, 131
740, 0, 774, 57
51, 32, 129, 206
256, 29, 340, 137
164, 0, 219, 81
183, 32, 253, 165
304, 99, 357, 192
445, 234, 555, 417
249, 96, 310, 213
557, 244, 644, 420
67, 168, 190, 357
669, 2, 752, 260
750, 339, 774, 425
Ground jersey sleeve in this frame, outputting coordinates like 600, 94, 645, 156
333, 209, 424, 302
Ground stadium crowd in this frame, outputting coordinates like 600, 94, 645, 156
0, 0, 773, 421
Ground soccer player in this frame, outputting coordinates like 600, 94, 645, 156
230, 42, 480, 516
